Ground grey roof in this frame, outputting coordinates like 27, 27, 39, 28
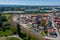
2, 11, 24, 13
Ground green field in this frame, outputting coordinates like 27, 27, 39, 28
2, 14, 12, 20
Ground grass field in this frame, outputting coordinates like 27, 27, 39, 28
0, 37, 20, 40
2, 14, 12, 20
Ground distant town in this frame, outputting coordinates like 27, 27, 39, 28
0, 5, 60, 13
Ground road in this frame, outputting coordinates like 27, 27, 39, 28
0, 35, 23, 40
49, 13, 60, 40
50, 14, 59, 35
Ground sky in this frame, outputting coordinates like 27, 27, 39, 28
0, 0, 60, 5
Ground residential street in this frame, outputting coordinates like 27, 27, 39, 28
11, 14, 60, 40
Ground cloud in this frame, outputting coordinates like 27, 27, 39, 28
0, 0, 60, 5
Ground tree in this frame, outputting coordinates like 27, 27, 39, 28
0, 14, 1, 16
2, 16, 7, 22
0, 14, 2, 28
2, 22, 10, 31
17, 23, 22, 37
10, 7, 15, 11
0, 22, 2, 28
40, 19, 47, 27
40, 19, 48, 35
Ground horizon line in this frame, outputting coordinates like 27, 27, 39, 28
0, 4, 60, 6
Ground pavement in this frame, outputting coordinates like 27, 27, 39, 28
44, 36, 60, 40
53, 36, 60, 40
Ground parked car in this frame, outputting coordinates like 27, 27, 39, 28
48, 28, 57, 37
49, 32, 57, 37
